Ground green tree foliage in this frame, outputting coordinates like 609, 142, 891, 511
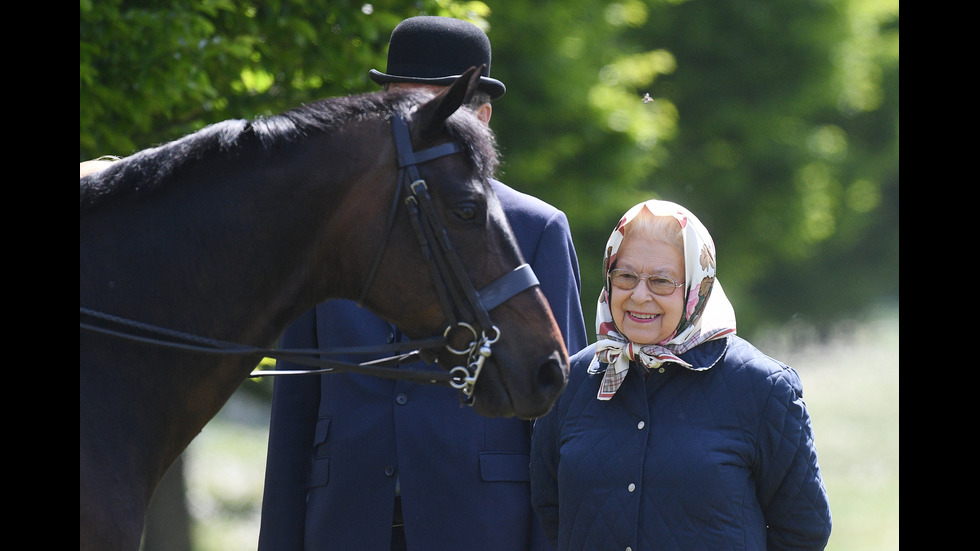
80, 0, 457, 157
632, 0, 899, 334
486, 0, 898, 336
80, 0, 898, 338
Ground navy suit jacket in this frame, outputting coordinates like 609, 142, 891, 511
258, 180, 588, 551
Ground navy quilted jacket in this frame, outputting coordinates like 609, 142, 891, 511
530, 336, 831, 551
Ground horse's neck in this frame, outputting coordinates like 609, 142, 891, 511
205, 162, 379, 341
114, 138, 383, 345
81, 134, 369, 482
81, 119, 402, 550
97, 130, 394, 451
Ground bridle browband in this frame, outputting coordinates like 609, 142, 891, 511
79, 112, 540, 405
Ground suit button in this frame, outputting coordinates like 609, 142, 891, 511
385, 465, 396, 477
395, 393, 408, 405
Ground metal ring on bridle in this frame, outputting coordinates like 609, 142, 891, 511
481, 325, 501, 345
449, 365, 473, 390
443, 322, 479, 356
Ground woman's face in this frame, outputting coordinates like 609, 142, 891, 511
609, 234, 685, 345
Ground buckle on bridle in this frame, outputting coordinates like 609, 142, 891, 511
410, 179, 427, 194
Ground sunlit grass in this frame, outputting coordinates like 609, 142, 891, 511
184, 394, 269, 551
757, 310, 899, 551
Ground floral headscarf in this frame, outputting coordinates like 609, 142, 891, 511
590, 200, 737, 400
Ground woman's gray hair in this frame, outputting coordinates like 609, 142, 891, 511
623, 208, 683, 253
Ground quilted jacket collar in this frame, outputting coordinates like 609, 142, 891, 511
587, 335, 732, 381
675, 335, 730, 371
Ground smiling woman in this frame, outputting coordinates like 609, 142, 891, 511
530, 198, 833, 551
607, 220, 686, 346
592, 199, 737, 399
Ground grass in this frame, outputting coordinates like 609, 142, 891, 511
756, 310, 900, 551
183, 388, 270, 550
183, 309, 899, 550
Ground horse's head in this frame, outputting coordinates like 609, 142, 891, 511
358, 67, 569, 419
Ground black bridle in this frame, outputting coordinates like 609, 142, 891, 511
79, 112, 539, 405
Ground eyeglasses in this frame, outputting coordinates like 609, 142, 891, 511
608, 269, 683, 296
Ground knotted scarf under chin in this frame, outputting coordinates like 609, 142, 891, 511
590, 337, 690, 400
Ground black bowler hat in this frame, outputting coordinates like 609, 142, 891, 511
369, 16, 506, 99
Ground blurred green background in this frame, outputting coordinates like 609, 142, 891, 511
80, 0, 898, 548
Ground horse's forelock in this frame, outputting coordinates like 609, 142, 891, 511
387, 88, 500, 183
441, 109, 498, 184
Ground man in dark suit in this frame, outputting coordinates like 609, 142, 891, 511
258, 16, 588, 551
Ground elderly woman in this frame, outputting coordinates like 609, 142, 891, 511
530, 199, 832, 551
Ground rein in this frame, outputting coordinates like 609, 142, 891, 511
79, 306, 454, 385
79, 112, 539, 405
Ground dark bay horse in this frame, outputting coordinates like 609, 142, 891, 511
80, 68, 568, 550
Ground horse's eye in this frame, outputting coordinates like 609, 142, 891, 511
452, 202, 478, 221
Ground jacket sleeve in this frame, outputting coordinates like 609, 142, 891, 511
754, 366, 833, 550
257, 308, 321, 551
529, 395, 564, 545
524, 209, 585, 549
527, 208, 588, 355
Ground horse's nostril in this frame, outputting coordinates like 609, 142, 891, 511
535, 354, 567, 394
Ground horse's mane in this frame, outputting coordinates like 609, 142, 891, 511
80, 89, 499, 213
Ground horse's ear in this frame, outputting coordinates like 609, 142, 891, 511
415, 65, 482, 135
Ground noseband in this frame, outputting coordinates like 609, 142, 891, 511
79, 112, 540, 406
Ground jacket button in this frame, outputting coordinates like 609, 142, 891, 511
395, 393, 408, 405
628, 483, 636, 492
637, 421, 645, 430
385, 465, 396, 477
